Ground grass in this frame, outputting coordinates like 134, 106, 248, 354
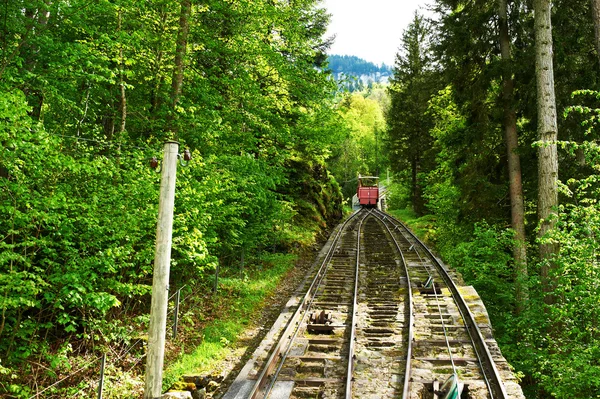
162, 253, 297, 391
387, 207, 437, 242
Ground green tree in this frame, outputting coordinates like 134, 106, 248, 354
534, 0, 560, 300
329, 92, 387, 199
387, 12, 438, 214
498, 0, 528, 312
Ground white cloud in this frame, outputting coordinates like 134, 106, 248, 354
321, 0, 431, 66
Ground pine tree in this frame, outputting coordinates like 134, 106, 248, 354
387, 12, 437, 214
533, 0, 559, 299
498, 0, 528, 312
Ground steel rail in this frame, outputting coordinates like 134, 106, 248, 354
374, 209, 509, 399
369, 212, 414, 399
247, 208, 366, 399
345, 209, 371, 398
375, 213, 461, 380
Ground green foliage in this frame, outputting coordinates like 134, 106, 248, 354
162, 253, 297, 392
416, 86, 465, 249
0, 86, 158, 365
514, 174, 600, 397
0, 0, 343, 394
328, 91, 388, 200
444, 223, 516, 329
385, 180, 411, 210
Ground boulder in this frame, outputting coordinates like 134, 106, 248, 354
162, 391, 193, 399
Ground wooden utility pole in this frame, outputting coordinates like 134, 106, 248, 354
144, 141, 179, 399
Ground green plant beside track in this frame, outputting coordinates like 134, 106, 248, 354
161, 253, 297, 392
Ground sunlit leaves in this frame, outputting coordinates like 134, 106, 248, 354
0, 2, 344, 394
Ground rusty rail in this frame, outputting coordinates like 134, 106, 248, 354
248, 209, 368, 399
370, 211, 414, 399
373, 209, 509, 399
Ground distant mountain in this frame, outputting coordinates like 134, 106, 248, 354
327, 55, 393, 92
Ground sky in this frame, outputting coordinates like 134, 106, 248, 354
322, 0, 430, 67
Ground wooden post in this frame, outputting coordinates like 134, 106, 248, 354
144, 141, 179, 399
172, 288, 181, 339
97, 353, 106, 399
213, 262, 220, 293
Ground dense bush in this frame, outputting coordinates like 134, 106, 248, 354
0, 0, 345, 395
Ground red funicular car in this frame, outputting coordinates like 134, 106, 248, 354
357, 174, 379, 207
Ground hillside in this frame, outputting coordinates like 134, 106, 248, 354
327, 54, 392, 91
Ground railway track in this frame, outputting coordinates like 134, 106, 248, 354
370, 209, 508, 399
223, 208, 517, 399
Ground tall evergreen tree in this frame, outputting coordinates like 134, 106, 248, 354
533, 0, 559, 298
432, 0, 512, 225
498, 0, 528, 312
387, 12, 437, 214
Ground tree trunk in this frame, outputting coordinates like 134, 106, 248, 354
171, 0, 190, 105
411, 155, 417, 209
591, 0, 600, 67
118, 9, 127, 135
21, 3, 52, 119
534, 0, 559, 300
498, 0, 528, 313
168, 0, 191, 137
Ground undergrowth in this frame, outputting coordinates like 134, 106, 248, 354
2, 253, 299, 399
387, 208, 436, 242
161, 253, 297, 391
